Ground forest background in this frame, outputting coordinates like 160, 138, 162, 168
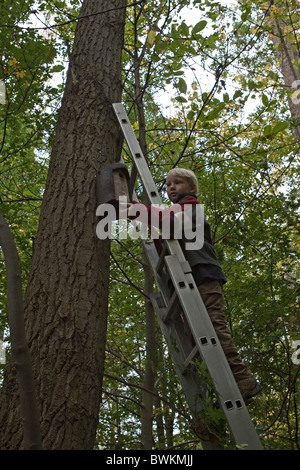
0, 0, 299, 450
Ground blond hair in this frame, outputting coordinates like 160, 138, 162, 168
167, 168, 198, 194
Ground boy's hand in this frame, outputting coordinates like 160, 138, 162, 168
119, 201, 132, 218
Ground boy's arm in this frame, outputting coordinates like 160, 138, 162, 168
125, 196, 202, 249
127, 200, 181, 230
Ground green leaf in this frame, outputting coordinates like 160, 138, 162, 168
272, 121, 289, 134
171, 24, 178, 39
154, 34, 166, 54
192, 20, 207, 35
267, 70, 278, 80
175, 96, 187, 103
233, 90, 243, 100
23, 190, 35, 197
206, 103, 226, 120
262, 94, 269, 107
180, 21, 189, 37
248, 80, 256, 91
241, 6, 251, 22
51, 64, 65, 73
263, 124, 272, 136
177, 78, 187, 94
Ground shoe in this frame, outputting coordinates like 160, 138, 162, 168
212, 381, 262, 409
241, 381, 262, 405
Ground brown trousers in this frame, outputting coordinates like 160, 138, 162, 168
198, 279, 255, 393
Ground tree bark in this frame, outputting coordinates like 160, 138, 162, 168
267, 1, 300, 143
0, 0, 126, 450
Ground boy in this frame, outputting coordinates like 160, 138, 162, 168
128, 168, 262, 405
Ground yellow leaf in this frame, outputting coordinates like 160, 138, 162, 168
16, 70, 25, 79
147, 29, 157, 47
271, 5, 282, 15
8, 57, 17, 67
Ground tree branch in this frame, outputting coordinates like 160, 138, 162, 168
0, 210, 42, 450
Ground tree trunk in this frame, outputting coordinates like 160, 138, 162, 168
0, 0, 126, 450
267, 1, 300, 143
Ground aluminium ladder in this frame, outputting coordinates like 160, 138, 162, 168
112, 102, 263, 450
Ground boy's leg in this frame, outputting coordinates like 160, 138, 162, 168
198, 279, 260, 400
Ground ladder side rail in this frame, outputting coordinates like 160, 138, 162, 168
164, 255, 263, 450
113, 103, 162, 207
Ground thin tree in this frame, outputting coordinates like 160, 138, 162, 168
266, 0, 300, 142
0, 210, 42, 450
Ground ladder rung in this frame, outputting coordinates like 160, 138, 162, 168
183, 345, 199, 370
156, 243, 169, 273
162, 291, 181, 323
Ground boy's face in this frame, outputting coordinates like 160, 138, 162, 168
166, 174, 196, 202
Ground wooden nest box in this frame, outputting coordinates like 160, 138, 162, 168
96, 163, 130, 218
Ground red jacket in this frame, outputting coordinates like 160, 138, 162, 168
129, 193, 200, 254
129, 193, 226, 285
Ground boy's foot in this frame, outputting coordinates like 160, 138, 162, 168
212, 380, 262, 409
241, 381, 262, 405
